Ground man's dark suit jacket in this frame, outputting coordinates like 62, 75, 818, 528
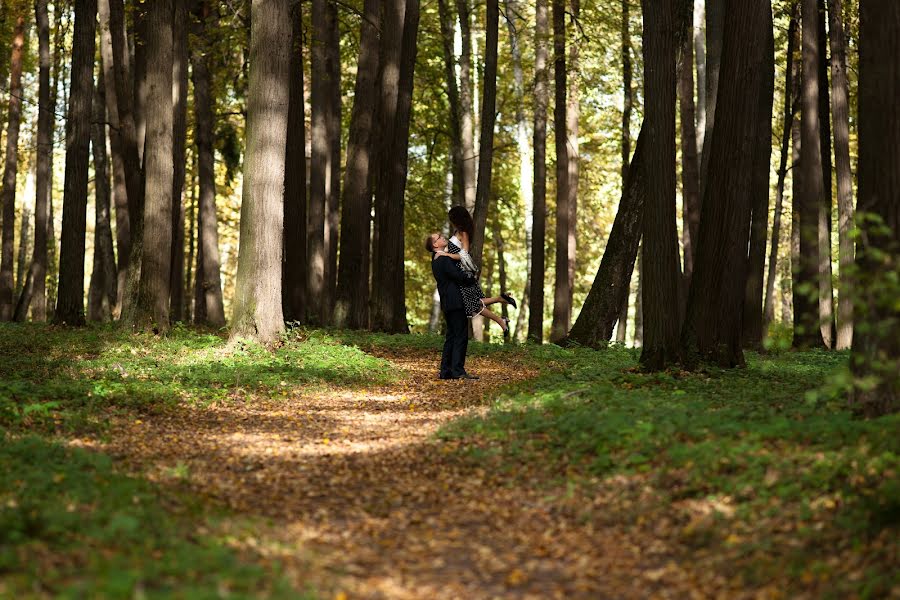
431, 255, 475, 312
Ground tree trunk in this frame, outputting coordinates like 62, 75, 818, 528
694, 0, 706, 153
98, 0, 130, 311
550, 0, 570, 343
54, 0, 97, 326
634, 251, 643, 346
528, 0, 550, 343
566, 0, 580, 325
15, 204, 31, 299
699, 0, 723, 199
764, 5, 799, 330
682, 0, 773, 367
283, 1, 309, 324
679, 18, 701, 286
126, 0, 174, 332
169, 0, 188, 323
795, 0, 827, 348
816, 0, 836, 348
828, 0, 854, 350
230, 0, 292, 344
190, 0, 225, 327
504, 0, 533, 340
850, 0, 899, 417
639, 0, 680, 370
134, 6, 148, 166
437, 0, 465, 208
456, 0, 476, 211
565, 127, 647, 349
371, 0, 418, 334
334, 0, 380, 329
185, 157, 196, 322
0, 13, 27, 321
22, 0, 52, 322
88, 70, 118, 322
616, 0, 633, 344
45, 17, 64, 318
325, 1, 341, 314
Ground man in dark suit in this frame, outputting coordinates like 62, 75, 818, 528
426, 232, 479, 380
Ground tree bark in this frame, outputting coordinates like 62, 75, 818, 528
230, 0, 292, 344
190, 0, 225, 327
699, 0, 723, 200
528, 0, 550, 343
850, 0, 899, 417
634, 251, 643, 346
566, 0, 580, 326
126, 0, 174, 332
616, 0, 633, 344
371, 0, 418, 334
283, 1, 308, 324
334, 0, 380, 329
742, 7, 776, 350
764, 5, 799, 330
795, 0, 827, 348
0, 13, 27, 321
550, 0, 570, 343
169, 0, 188, 323
456, 0, 476, 212
816, 0, 836, 348
565, 127, 647, 349
325, 1, 341, 313
54, 0, 97, 325
682, 0, 773, 367
694, 0, 706, 153
133, 6, 148, 166
639, 0, 681, 370
678, 17, 701, 285
828, 0, 853, 350
88, 71, 118, 322
15, 204, 31, 299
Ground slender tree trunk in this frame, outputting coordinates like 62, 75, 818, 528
550, 0, 570, 343
795, 0, 827, 348
694, 0, 706, 153
616, 0, 633, 344
0, 14, 27, 321
133, 6, 148, 166
283, 1, 308, 323
699, 0, 723, 199
765, 6, 799, 330
15, 204, 31, 298
829, 0, 854, 350
230, 0, 292, 344
850, 0, 899, 417
98, 0, 130, 311
125, 0, 174, 332
185, 157, 196, 322
742, 10, 776, 350
456, 0, 476, 211
324, 1, 341, 314
44, 10, 65, 319
639, 0, 680, 370
634, 251, 643, 346
816, 0, 836, 348
528, 0, 549, 343
371, 0, 418, 333
54, 0, 97, 325
437, 0, 465, 208
88, 71, 118, 322
683, 0, 773, 366
791, 111, 802, 327
190, 0, 225, 327
566, 0, 580, 323
679, 18, 701, 285
169, 0, 188, 323
334, 0, 380, 329
565, 127, 647, 348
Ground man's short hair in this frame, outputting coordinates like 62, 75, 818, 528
424, 233, 436, 253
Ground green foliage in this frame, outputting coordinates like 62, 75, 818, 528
440, 344, 899, 595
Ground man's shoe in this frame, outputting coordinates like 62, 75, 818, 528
459, 373, 480, 380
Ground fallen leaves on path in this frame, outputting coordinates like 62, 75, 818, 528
87, 347, 700, 599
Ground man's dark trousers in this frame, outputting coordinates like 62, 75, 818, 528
441, 309, 468, 379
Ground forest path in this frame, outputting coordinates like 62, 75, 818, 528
99, 346, 696, 599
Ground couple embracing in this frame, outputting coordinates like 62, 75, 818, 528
425, 206, 516, 380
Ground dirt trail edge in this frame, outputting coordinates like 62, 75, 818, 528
93, 347, 697, 599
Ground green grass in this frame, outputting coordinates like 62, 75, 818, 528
439, 343, 900, 596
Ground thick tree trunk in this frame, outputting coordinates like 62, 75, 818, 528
742, 11, 776, 350
230, 0, 292, 344
283, 2, 308, 324
371, 0, 418, 334
437, 0, 465, 208
816, 0, 836, 348
550, 0, 570, 343
565, 127, 647, 349
54, 0, 97, 325
98, 0, 130, 310
528, 0, 550, 343
765, 6, 799, 330
456, 0, 476, 211
795, 0, 827, 348
88, 71, 118, 322
682, 0, 773, 367
639, 0, 681, 370
0, 14, 27, 321
334, 0, 380, 329
190, 0, 225, 327
678, 20, 701, 285
850, 0, 899, 417
169, 0, 188, 323
615, 0, 633, 344
829, 0, 854, 350
127, 0, 174, 332
133, 7, 148, 166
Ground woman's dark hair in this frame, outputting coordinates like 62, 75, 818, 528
424, 233, 436, 253
448, 206, 474, 239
